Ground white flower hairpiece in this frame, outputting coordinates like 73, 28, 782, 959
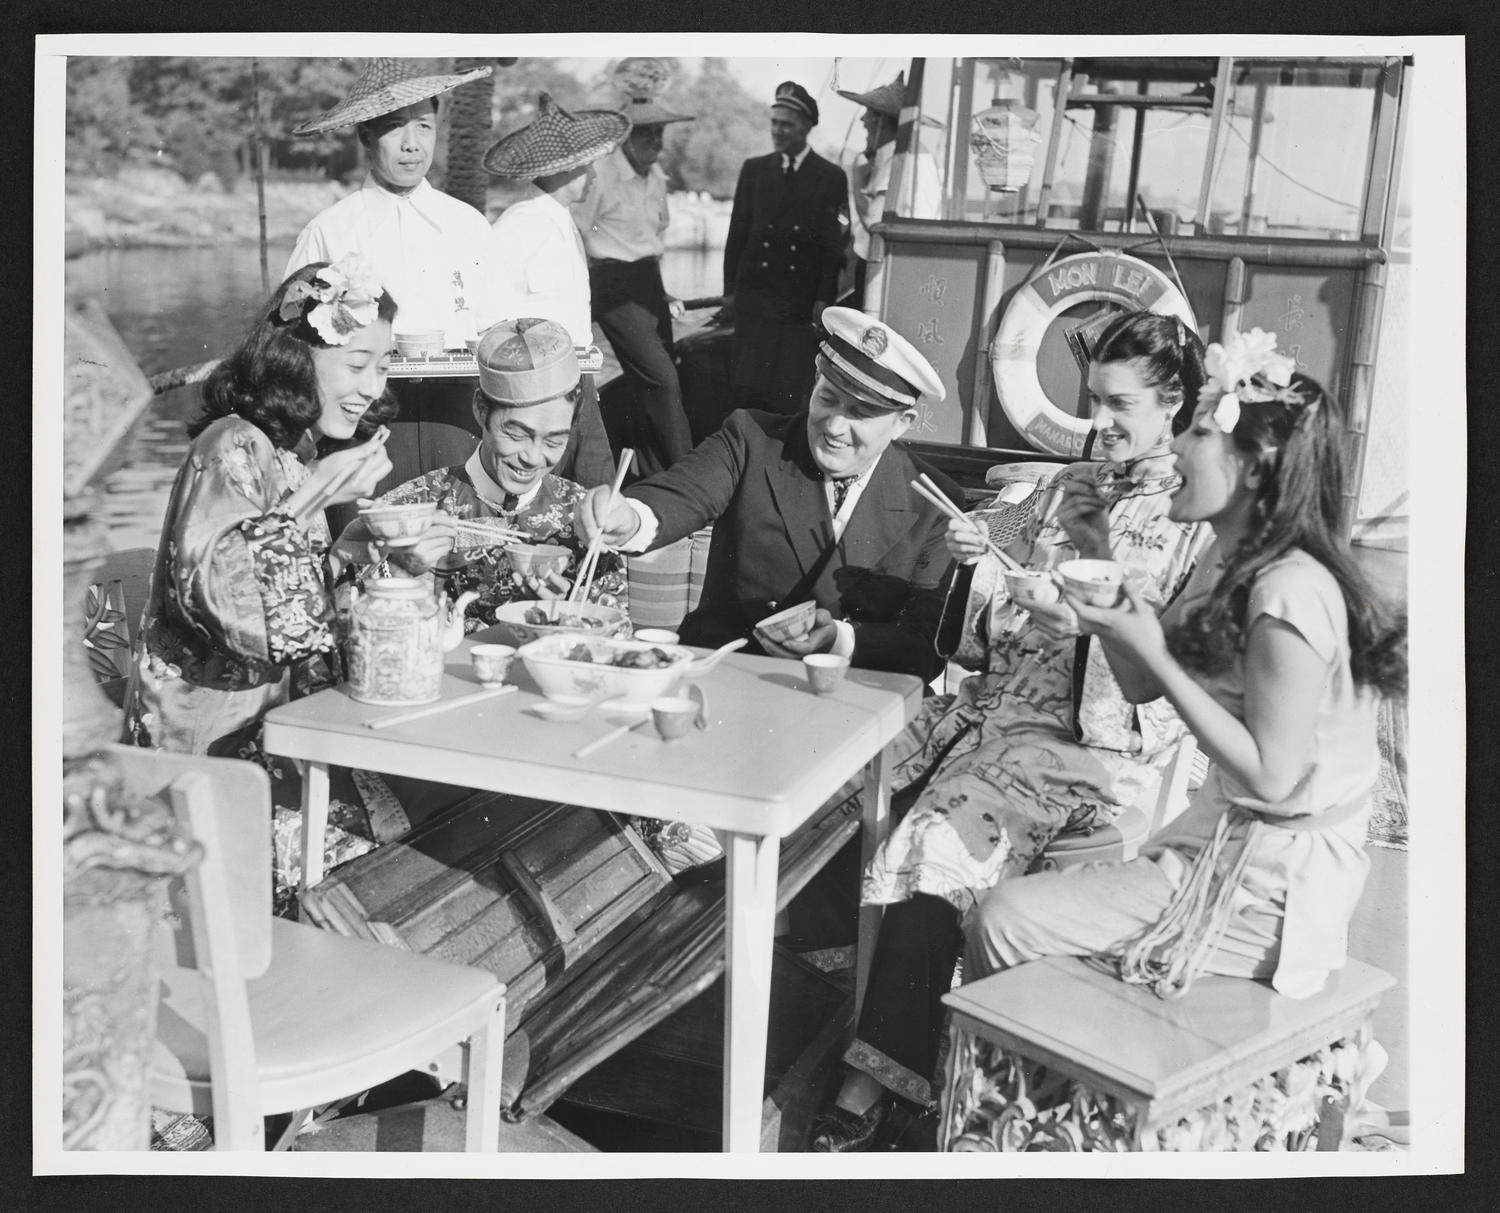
1202, 327, 1297, 435
278, 254, 385, 345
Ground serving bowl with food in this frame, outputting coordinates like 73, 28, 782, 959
519, 634, 698, 705
1055, 558, 1126, 608
488, 599, 632, 647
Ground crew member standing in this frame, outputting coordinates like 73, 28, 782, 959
836, 71, 944, 305
484, 92, 628, 489
721, 81, 847, 415
571, 58, 696, 479
285, 59, 499, 526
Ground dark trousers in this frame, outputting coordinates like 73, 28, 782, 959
730, 311, 820, 416
590, 259, 693, 479
854, 893, 964, 1093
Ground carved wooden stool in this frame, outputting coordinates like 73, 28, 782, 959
938, 955, 1394, 1151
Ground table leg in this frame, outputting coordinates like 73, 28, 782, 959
722, 830, 779, 1153
856, 749, 892, 1017
299, 760, 331, 900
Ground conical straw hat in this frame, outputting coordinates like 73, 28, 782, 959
612, 58, 694, 127
835, 72, 944, 126
293, 58, 493, 136
482, 93, 629, 178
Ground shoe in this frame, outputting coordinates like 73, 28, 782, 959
809, 1095, 891, 1152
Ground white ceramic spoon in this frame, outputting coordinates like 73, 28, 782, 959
679, 637, 749, 679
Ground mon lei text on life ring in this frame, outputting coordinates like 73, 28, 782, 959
992, 250, 1197, 456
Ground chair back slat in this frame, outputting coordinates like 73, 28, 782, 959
105, 745, 273, 978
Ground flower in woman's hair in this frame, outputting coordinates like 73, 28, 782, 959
1202, 327, 1296, 433
278, 253, 384, 346
1211, 391, 1241, 435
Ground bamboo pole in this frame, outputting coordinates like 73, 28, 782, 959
251, 58, 269, 297
967, 240, 1005, 448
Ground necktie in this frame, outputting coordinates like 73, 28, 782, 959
830, 477, 854, 514
783, 154, 794, 179
500, 493, 520, 513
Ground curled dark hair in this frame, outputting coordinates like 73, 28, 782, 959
1166, 372, 1407, 696
190, 261, 400, 449
1091, 310, 1208, 435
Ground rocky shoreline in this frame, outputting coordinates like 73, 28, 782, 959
65, 166, 730, 258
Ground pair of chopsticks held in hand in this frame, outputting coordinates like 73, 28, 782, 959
568, 448, 635, 605
909, 472, 1027, 574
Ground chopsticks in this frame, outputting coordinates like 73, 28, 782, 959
910, 473, 1025, 573
363, 684, 516, 730
573, 721, 637, 759
568, 447, 635, 605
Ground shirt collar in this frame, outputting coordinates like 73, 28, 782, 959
464, 447, 543, 512
784, 145, 812, 172
359, 174, 442, 232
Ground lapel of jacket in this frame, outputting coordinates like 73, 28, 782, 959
840, 444, 917, 570
763, 418, 834, 579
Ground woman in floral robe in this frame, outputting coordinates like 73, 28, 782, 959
811, 311, 1214, 1151
122, 258, 424, 909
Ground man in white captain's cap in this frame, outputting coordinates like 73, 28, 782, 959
575, 307, 959, 680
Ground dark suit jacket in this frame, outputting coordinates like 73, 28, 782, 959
723, 150, 847, 324
627, 410, 960, 681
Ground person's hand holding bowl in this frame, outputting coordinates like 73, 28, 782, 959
759, 607, 839, 659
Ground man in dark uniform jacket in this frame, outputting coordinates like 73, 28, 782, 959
575, 307, 959, 682
721, 81, 848, 417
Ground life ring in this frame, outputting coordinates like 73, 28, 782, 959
991, 251, 1197, 456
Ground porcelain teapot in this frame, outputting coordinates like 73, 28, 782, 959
345, 577, 480, 707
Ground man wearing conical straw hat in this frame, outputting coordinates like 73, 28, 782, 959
484, 92, 630, 489
571, 58, 697, 480
835, 71, 944, 304
284, 59, 502, 529
286, 58, 499, 351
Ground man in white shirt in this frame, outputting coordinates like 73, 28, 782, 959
835, 72, 945, 306
285, 59, 499, 526
485, 93, 629, 488
571, 75, 696, 479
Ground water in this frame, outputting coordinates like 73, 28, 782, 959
65, 244, 723, 553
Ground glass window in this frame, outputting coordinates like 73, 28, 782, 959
930, 57, 1388, 240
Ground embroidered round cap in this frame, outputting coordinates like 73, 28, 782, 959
835, 71, 945, 126
770, 81, 819, 125
476, 318, 580, 406
292, 58, 493, 136
816, 307, 946, 409
483, 93, 629, 178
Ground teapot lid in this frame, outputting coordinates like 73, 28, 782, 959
362, 577, 433, 599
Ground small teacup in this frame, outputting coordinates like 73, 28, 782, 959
803, 653, 851, 695
471, 643, 517, 686
1003, 568, 1062, 608
652, 695, 700, 740
633, 628, 681, 645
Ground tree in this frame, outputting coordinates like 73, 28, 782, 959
662, 59, 769, 199
443, 59, 498, 214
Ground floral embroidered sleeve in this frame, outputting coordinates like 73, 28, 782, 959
168, 418, 335, 667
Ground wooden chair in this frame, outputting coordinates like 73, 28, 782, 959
108, 745, 507, 1151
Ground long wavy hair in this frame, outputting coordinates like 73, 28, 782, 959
1091, 310, 1208, 436
1166, 372, 1407, 696
190, 262, 400, 449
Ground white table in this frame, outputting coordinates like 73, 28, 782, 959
262, 635, 920, 1152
